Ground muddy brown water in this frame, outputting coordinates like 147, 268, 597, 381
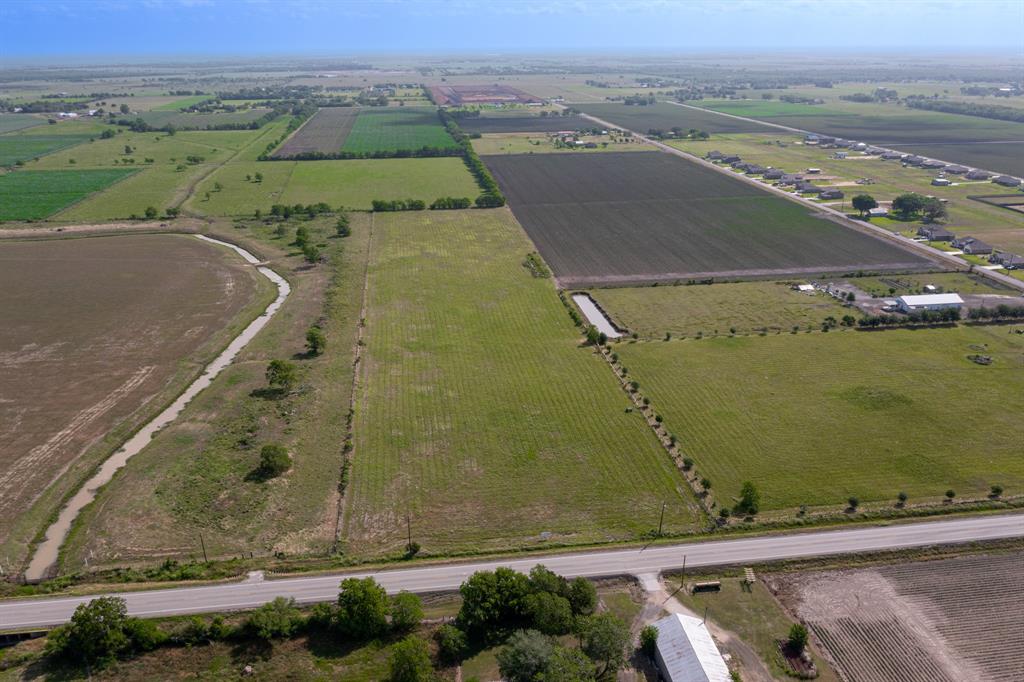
24, 235, 290, 582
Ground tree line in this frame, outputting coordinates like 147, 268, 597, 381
906, 97, 1024, 123
439, 109, 507, 208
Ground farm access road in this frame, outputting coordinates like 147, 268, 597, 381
578, 106, 1024, 294
2, 513, 1022, 629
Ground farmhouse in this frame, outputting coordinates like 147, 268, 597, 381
952, 236, 993, 255
993, 175, 1021, 187
818, 188, 844, 200
705, 150, 724, 160
795, 182, 822, 194
931, 177, 952, 187
990, 251, 1024, 269
897, 293, 963, 313
965, 169, 992, 180
918, 225, 955, 241
744, 164, 768, 175
652, 614, 732, 682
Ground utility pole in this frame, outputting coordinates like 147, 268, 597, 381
681, 555, 687, 590
657, 501, 666, 536
406, 514, 412, 550
703, 606, 708, 624
200, 533, 209, 563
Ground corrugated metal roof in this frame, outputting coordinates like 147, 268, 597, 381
653, 614, 732, 682
898, 293, 963, 306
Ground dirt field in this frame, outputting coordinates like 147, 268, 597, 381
486, 152, 932, 287
271, 107, 358, 158
459, 114, 590, 134
768, 552, 1024, 682
0, 233, 266, 570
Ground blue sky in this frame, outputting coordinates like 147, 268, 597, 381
1, 1, 1022, 60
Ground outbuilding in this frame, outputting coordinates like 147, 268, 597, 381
897, 293, 963, 313
868, 206, 889, 218
931, 177, 952, 186
652, 614, 732, 682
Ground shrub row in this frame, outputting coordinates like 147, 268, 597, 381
858, 308, 961, 327
263, 145, 462, 161
967, 304, 1024, 320
440, 109, 506, 208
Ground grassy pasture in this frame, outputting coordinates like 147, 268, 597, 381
343, 209, 697, 557
472, 132, 652, 155
576, 101, 776, 135
190, 157, 479, 214
0, 113, 45, 133
591, 281, 850, 339
152, 95, 214, 110
136, 108, 273, 129
341, 107, 457, 153
486, 152, 933, 287
0, 133, 95, 166
0, 168, 136, 220
616, 324, 1024, 512
459, 114, 591, 134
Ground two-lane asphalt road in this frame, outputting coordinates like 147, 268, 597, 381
2, 514, 1021, 629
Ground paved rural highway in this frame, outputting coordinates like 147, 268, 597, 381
2, 514, 1021, 629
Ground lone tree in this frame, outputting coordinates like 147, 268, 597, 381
306, 325, 326, 355
897, 491, 908, 506
266, 359, 297, 392
851, 194, 878, 217
144, 206, 158, 219
580, 612, 630, 678
45, 596, 164, 667
736, 481, 761, 516
788, 623, 809, 654
336, 213, 351, 237
945, 489, 956, 501
892, 192, 925, 219
847, 496, 859, 510
302, 243, 321, 264
259, 444, 290, 477
337, 577, 390, 640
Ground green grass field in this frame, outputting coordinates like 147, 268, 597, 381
590, 281, 850, 339
0, 114, 45, 134
472, 132, 653, 155
189, 157, 480, 214
0, 169, 137, 220
0, 133, 95, 166
616, 324, 1024, 512
341, 107, 457, 153
153, 95, 214, 110
343, 209, 698, 557
136, 108, 274, 129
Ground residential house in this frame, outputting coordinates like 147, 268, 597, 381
993, 175, 1022, 187
965, 169, 992, 180
944, 165, 970, 175
818, 188, 844, 200
990, 251, 1024, 269
952, 236, 993, 255
917, 225, 955, 241
705, 150, 724, 160
921, 159, 946, 170
903, 155, 926, 166
778, 173, 804, 186
880, 151, 904, 161
744, 164, 768, 175
795, 182, 822, 194
762, 168, 785, 180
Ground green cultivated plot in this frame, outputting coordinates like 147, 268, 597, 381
137, 108, 274, 129
341, 107, 458, 153
0, 114, 45, 134
0, 169, 136, 220
344, 210, 697, 556
0, 134, 94, 166
617, 325, 1024, 512
153, 95, 214, 110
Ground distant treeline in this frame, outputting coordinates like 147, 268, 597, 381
116, 104, 291, 133
371, 196, 474, 211
267, 146, 462, 161
906, 97, 1024, 123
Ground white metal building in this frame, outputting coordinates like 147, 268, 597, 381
897, 293, 963, 313
653, 613, 732, 682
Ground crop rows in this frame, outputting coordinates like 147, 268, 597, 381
271, 107, 358, 158
341, 107, 458, 154
343, 209, 697, 557
0, 168, 137, 220
576, 101, 775, 134
0, 133, 94, 167
616, 324, 1024, 511
486, 152, 930, 286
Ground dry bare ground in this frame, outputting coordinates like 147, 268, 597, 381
767, 552, 1024, 682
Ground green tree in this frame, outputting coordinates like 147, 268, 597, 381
295, 225, 310, 248
336, 213, 351, 237
851, 194, 878, 217
457, 567, 531, 641
788, 623, 809, 654
306, 325, 326, 355
526, 591, 573, 635
390, 591, 424, 633
119, 103, 130, 114
246, 597, 301, 640
337, 577, 389, 640
736, 481, 761, 516
497, 629, 554, 682
546, 646, 596, 681
265, 359, 297, 392
302, 243, 321, 264
259, 444, 290, 477
567, 577, 597, 616
945, 489, 956, 501
254, 172, 263, 183
639, 624, 658, 658
144, 206, 158, 219
847, 496, 859, 510
579, 612, 629, 677
45, 597, 131, 666
388, 636, 435, 682
165, 206, 180, 218
892, 192, 925, 218
435, 624, 468, 664
921, 196, 948, 223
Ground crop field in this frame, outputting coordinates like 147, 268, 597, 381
576, 101, 777, 134
472, 132, 652, 156
590, 281, 850, 339
694, 99, 1024, 175
271, 107, 358, 157
152, 95, 213, 110
458, 114, 591, 134
615, 324, 1024, 512
343, 209, 698, 557
769, 552, 1024, 682
0, 113, 45, 133
341, 107, 457, 153
0, 234, 267, 570
190, 157, 479, 214
486, 152, 932, 287
0, 168, 136, 220
136, 108, 274, 129
0, 132, 95, 166
428, 83, 539, 106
